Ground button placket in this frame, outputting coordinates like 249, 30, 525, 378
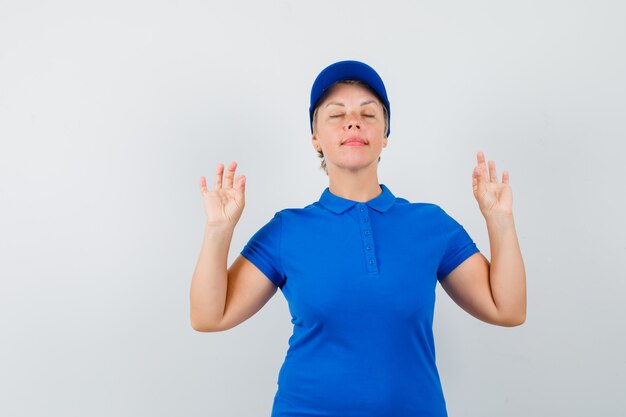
356, 203, 378, 274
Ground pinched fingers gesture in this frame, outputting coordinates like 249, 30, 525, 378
200, 161, 246, 227
472, 151, 513, 218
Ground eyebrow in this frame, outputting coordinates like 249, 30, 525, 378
325, 100, 378, 108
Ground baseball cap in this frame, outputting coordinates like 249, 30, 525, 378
309, 60, 391, 137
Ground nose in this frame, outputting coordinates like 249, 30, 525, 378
344, 113, 361, 131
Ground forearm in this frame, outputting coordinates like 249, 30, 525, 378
189, 223, 235, 331
486, 213, 527, 325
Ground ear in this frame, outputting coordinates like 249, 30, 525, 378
312, 134, 320, 151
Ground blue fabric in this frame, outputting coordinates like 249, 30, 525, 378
240, 183, 480, 417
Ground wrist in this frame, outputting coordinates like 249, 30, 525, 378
204, 222, 235, 237
484, 211, 515, 227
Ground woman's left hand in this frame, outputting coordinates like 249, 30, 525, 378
472, 151, 513, 219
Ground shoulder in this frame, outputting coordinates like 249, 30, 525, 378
391, 198, 445, 217
268, 206, 319, 232
401, 200, 456, 218
276, 204, 315, 217
392, 201, 463, 234
276, 203, 327, 220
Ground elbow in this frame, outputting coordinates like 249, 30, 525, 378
190, 304, 225, 332
500, 313, 526, 327
191, 322, 211, 332
190, 318, 209, 332
190, 316, 221, 333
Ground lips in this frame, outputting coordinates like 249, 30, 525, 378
342, 136, 368, 145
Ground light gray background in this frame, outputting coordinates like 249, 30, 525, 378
1, 1, 625, 416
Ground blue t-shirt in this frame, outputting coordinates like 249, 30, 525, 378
240, 183, 480, 417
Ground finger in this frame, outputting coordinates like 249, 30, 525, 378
214, 163, 224, 190
235, 174, 246, 191
474, 152, 488, 185
200, 176, 207, 194
472, 166, 480, 193
224, 161, 237, 189
476, 151, 488, 179
503, 170, 510, 184
488, 160, 498, 183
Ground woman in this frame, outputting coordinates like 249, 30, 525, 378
190, 60, 527, 417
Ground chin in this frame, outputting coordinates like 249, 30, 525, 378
334, 159, 379, 171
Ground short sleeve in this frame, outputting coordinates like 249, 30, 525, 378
240, 212, 285, 288
436, 206, 480, 281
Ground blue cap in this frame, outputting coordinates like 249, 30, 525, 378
309, 60, 391, 137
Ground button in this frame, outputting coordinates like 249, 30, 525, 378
369, 259, 375, 264
360, 207, 365, 211
366, 245, 372, 250
363, 218, 369, 222
364, 230, 370, 235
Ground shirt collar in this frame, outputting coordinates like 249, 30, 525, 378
318, 183, 397, 214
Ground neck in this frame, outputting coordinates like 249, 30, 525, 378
327, 164, 382, 202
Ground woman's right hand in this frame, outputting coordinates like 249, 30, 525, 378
200, 161, 246, 228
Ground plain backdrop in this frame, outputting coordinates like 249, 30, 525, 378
1, 1, 625, 416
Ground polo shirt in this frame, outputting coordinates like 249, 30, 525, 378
240, 183, 480, 417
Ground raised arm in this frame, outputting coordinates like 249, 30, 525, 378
439, 152, 526, 327
190, 161, 246, 331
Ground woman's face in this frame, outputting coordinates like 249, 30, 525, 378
312, 82, 388, 173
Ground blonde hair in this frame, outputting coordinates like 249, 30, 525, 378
311, 80, 389, 175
